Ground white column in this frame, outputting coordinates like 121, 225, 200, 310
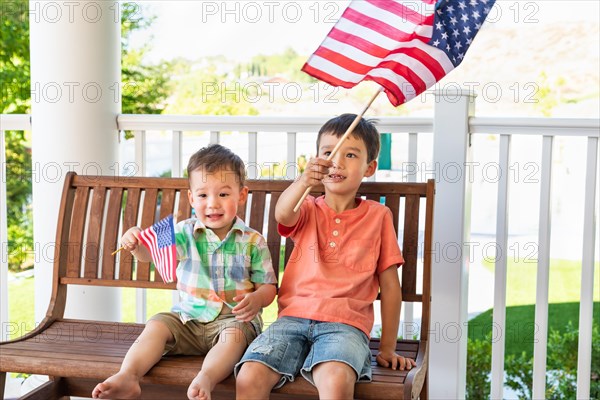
429, 89, 475, 399
30, 1, 121, 323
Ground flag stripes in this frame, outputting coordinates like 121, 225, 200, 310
302, 0, 495, 106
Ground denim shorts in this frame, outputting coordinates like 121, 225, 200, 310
234, 316, 372, 388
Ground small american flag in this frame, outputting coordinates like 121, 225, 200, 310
138, 215, 177, 283
302, 0, 496, 106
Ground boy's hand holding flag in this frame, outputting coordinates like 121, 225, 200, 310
113, 215, 178, 283
137, 214, 178, 283
294, 0, 496, 211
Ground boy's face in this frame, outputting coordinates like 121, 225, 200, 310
318, 132, 377, 197
187, 168, 248, 240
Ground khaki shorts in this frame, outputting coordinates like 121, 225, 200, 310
150, 312, 261, 356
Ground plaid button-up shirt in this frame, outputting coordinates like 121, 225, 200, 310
172, 217, 276, 324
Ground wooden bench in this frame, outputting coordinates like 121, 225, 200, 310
1, 172, 434, 400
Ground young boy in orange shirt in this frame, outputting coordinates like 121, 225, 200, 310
235, 114, 416, 399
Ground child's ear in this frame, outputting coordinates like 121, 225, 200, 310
238, 186, 249, 205
187, 189, 193, 205
364, 160, 377, 178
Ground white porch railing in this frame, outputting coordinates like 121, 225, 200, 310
2, 112, 599, 398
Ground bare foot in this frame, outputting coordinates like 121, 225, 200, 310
187, 373, 212, 400
92, 371, 142, 399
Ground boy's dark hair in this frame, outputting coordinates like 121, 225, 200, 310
187, 144, 246, 186
317, 113, 380, 163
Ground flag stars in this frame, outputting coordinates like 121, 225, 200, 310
452, 28, 460, 37
450, 16, 458, 25
472, 10, 481, 19
454, 41, 463, 50
447, 5, 455, 13
463, 26, 471, 35
458, 1, 467, 10
432, 39, 440, 47
461, 13, 470, 22
436, 21, 443, 30
442, 31, 449, 40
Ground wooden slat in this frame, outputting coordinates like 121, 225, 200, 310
19, 378, 64, 400
177, 189, 192, 221
420, 179, 435, 339
83, 187, 106, 278
119, 188, 141, 280
249, 191, 266, 233
267, 192, 282, 281
66, 186, 90, 278
365, 193, 380, 202
102, 188, 123, 280
61, 277, 176, 290
159, 189, 176, 220
402, 195, 420, 297
385, 194, 400, 235
137, 188, 159, 281
71, 175, 428, 195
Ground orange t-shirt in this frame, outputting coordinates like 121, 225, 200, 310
277, 195, 404, 337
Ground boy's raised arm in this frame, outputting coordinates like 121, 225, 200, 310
275, 157, 332, 227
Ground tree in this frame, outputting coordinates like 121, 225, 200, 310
1, 1, 172, 270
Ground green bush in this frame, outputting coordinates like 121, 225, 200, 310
505, 322, 600, 399
466, 337, 491, 400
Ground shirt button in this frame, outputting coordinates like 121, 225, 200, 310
335, 218, 341, 224
332, 230, 339, 237
329, 241, 336, 248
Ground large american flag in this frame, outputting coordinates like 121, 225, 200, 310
302, 0, 496, 106
138, 215, 177, 283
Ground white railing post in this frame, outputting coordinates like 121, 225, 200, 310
286, 132, 297, 180
1, 129, 8, 341
491, 134, 511, 399
576, 136, 598, 399
171, 130, 183, 307
248, 132, 258, 179
134, 130, 147, 323
430, 89, 475, 399
532, 136, 554, 399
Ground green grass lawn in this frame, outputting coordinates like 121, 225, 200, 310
470, 258, 600, 357
468, 302, 600, 357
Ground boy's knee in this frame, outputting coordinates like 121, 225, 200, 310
313, 362, 356, 394
236, 362, 277, 391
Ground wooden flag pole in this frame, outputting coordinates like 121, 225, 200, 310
293, 86, 383, 212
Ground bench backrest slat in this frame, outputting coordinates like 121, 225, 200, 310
66, 186, 90, 278
137, 188, 159, 281
401, 195, 420, 298
53, 174, 434, 339
84, 186, 107, 279
102, 187, 123, 280
120, 187, 141, 280
248, 191, 266, 233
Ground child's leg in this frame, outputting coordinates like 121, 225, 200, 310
92, 320, 173, 399
187, 327, 248, 400
300, 322, 372, 400
235, 361, 282, 400
312, 361, 357, 400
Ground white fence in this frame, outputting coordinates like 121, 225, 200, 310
2, 112, 599, 398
